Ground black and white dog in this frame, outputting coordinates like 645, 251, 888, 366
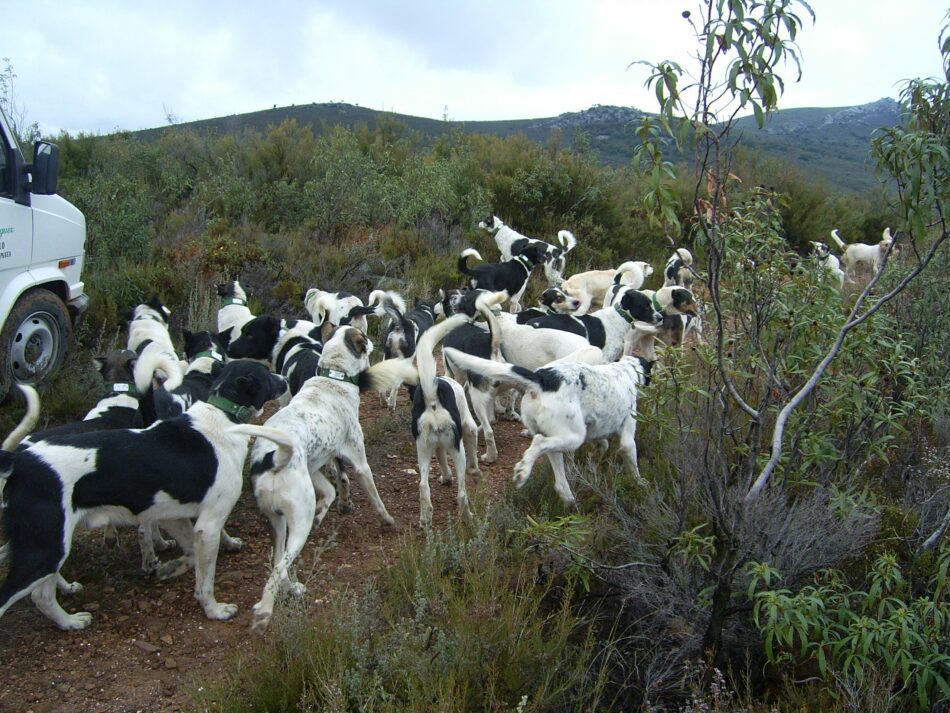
303, 287, 373, 342
139, 330, 226, 425
443, 348, 653, 506
528, 290, 672, 362
515, 287, 583, 324
246, 326, 414, 631
458, 245, 549, 313
411, 313, 481, 528
122, 296, 184, 395
216, 280, 255, 351
663, 248, 695, 288
809, 241, 845, 289
478, 215, 577, 286
0, 361, 290, 629
0, 351, 145, 567
369, 289, 437, 411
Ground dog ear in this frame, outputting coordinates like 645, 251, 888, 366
93, 355, 109, 375
217, 329, 233, 351
342, 327, 369, 358
119, 306, 135, 322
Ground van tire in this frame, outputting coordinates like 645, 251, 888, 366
0, 289, 71, 402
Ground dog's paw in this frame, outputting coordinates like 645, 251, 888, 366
337, 499, 355, 515
204, 601, 238, 621
58, 611, 93, 630
381, 513, 396, 527
156, 557, 193, 580
141, 556, 161, 576
466, 466, 482, 478
250, 608, 272, 634
220, 535, 244, 552
153, 535, 175, 552
513, 461, 531, 487
519, 428, 531, 438
58, 579, 83, 595
439, 473, 453, 486
480, 451, 497, 464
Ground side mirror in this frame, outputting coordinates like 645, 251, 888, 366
31, 141, 60, 195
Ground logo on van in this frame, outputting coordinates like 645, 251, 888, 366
0, 226, 13, 237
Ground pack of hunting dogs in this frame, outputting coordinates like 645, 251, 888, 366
0, 216, 889, 633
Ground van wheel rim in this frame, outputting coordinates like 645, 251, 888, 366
11, 312, 59, 382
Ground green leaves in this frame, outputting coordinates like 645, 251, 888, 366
750, 549, 950, 709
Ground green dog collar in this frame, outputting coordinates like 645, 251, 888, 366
207, 394, 255, 423
613, 303, 636, 324
487, 225, 501, 236
318, 367, 361, 386
651, 293, 664, 314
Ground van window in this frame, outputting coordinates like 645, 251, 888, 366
0, 131, 9, 196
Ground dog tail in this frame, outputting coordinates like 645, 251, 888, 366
442, 347, 540, 393
1, 385, 41, 454
415, 313, 469, 410
228, 425, 296, 471
370, 290, 417, 356
133, 350, 185, 394
557, 230, 577, 254
474, 290, 507, 361
829, 229, 847, 251
458, 248, 482, 277
360, 356, 419, 395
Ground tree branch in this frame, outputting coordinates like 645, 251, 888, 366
746, 231, 950, 505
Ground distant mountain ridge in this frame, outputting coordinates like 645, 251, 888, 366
139, 98, 901, 193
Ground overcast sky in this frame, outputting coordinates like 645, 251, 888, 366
3, 1, 945, 136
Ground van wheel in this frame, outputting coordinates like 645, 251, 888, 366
0, 290, 71, 402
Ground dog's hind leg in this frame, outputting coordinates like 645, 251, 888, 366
461, 408, 481, 479
436, 446, 453, 486
545, 452, 577, 508
326, 459, 353, 514
310, 468, 338, 527
31, 575, 92, 630
0, 565, 54, 625
252, 486, 316, 633
0, 542, 8, 564
220, 529, 244, 552
469, 386, 498, 463
618, 417, 644, 482
452, 445, 473, 522
154, 519, 197, 580
416, 439, 437, 528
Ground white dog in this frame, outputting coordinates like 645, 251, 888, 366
560, 260, 653, 315
246, 326, 415, 632
829, 228, 896, 282
443, 348, 653, 506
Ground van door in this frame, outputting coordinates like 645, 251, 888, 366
0, 125, 33, 286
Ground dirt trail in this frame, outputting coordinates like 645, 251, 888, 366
0, 392, 527, 713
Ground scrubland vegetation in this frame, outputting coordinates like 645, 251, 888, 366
1, 1, 948, 710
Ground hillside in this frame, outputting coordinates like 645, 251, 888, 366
137, 98, 900, 193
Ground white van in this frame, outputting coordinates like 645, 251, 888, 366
0, 107, 87, 400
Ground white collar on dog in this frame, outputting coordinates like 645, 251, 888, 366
221, 297, 246, 306
134, 313, 165, 323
